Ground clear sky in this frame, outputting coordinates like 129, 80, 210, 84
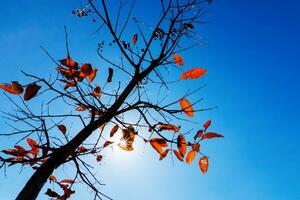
0, 0, 299, 200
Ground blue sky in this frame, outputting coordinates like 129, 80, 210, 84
0, 0, 299, 200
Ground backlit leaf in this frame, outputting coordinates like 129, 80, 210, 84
186, 149, 197, 164
0, 82, 23, 94
203, 120, 211, 131
26, 138, 39, 155
118, 126, 136, 151
191, 143, 200, 152
194, 130, 203, 140
79, 63, 92, 79
24, 83, 41, 101
179, 98, 194, 117
103, 141, 114, 148
173, 53, 184, 66
60, 179, 75, 184
177, 134, 187, 157
199, 156, 209, 174
159, 149, 170, 161
96, 155, 103, 162
59, 55, 78, 70
110, 125, 119, 137
90, 85, 101, 97
158, 123, 180, 133
201, 132, 224, 140
58, 124, 67, 135
132, 33, 138, 45
180, 68, 207, 80
149, 138, 167, 155
173, 150, 184, 162
88, 68, 98, 82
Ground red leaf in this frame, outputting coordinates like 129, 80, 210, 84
180, 68, 207, 80
96, 155, 103, 162
14, 145, 27, 154
199, 156, 209, 174
110, 125, 119, 137
24, 83, 41, 101
186, 150, 197, 164
60, 179, 75, 184
191, 143, 200, 152
1, 149, 20, 156
194, 130, 204, 140
177, 134, 187, 157
149, 138, 168, 155
158, 123, 180, 133
58, 124, 67, 135
132, 33, 138, 45
48, 175, 57, 183
173, 150, 184, 162
103, 141, 114, 148
203, 120, 211, 131
179, 98, 194, 117
159, 149, 170, 161
173, 53, 184, 66
26, 138, 39, 155
90, 85, 101, 97
88, 68, 98, 83
201, 132, 224, 140
0, 82, 23, 94
59, 55, 78, 70
77, 146, 88, 153
79, 63, 92, 79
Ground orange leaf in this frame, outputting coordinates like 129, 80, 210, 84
180, 68, 207, 80
110, 125, 119, 137
96, 155, 103, 162
60, 55, 78, 70
179, 98, 194, 117
88, 68, 98, 82
149, 138, 167, 155
199, 156, 209, 174
58, 124, 67, 135
173, 53, 184, 66
173, 150, 184, 162
79, 63, 92, 79
49, 175, 57, 183
177, 134, 187, 157
103, 141, 114, 148
159, 149, 170, 161
118, 126, 136, 151
24, 83, 41, 101
191, 143, 200, 152
194, 130, 203, 140
75, 104, 86, 111
186, 150, 197, 164
60, 179, 75, 184
203, 120, 211, 131
132, 33, 138, 45
90, 85, 101, 97
158, 123, 180, 133
201, 132, 224, 140
0, 82, 23, 94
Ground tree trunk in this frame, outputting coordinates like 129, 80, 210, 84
16, 74, 142, 199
